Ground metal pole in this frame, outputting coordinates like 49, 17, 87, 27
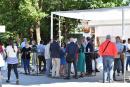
59, 16, 61, 46
122, 8, 124, 38
122, 7, 125, 83
51, 13, 53, 40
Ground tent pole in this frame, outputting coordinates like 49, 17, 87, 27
59, 16, 61, 46
51, 13, 53, 40
122, 8, 124, 38
122, 7, 125, 83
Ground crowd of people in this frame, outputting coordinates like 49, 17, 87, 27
99, 35, 130, 83
0, 35, 130, 84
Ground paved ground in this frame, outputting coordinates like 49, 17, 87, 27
1, 68, 124, 87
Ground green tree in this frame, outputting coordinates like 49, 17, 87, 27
0, 0, 47, 44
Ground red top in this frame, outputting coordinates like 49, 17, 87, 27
99, 40, 118, 58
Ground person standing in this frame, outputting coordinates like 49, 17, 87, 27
37, 40, 46, 73
65, 38, 78, 79
99, 35, 117, 83
50, 38, 61, 78
31, 40, 37, 72
21, 38, 27, 48
21, 42, 31, 74
77, 39, 85, 77
0, 41, 6, 87
121, 40, 127, 74
21, 38, 27, 67
60, 43, 67, 77
126, 38, 130, 71
44, 40, 51, 76
6, 40, 19, 84
113, 36, 124, 80
85, 37, 94, 75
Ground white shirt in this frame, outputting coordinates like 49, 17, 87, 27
0, 46, 5, 67
6, 45, 18, 58
37, 44, 45, 56
21, 42, 26, 48
44, 43, 50, 59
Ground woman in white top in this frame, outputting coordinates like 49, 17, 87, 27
6, 40, 19, 84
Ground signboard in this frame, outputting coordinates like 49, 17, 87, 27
0, 26, 5, 33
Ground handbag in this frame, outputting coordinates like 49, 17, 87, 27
66, 54, 74, 63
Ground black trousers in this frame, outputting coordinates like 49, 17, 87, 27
7, 64, 19, 80
85, 53, 92, 73
67, 60, 77, 78
38, 55, 46, 71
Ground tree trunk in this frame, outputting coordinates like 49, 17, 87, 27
35, 21, 41, 44
35, 0, 42, 44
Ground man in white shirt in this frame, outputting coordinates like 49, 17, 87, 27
21, 38, 27, 48
44, 41, 51, 76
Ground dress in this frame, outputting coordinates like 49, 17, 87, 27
77, 44, 85, 72
60, 48, 66, 65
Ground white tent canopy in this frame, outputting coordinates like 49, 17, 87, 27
52, 6, 130, 21
51, 6, 130, 40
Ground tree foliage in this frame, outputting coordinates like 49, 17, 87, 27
0, 0, 47, 43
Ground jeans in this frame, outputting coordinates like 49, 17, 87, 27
103, 57, 114, 83
52, 58, 60, 77
46, 59, 52, 76
23, 59, 30, 73
114, 58, 122, 74
126, 56, 130, 70
38, 55, 46, 71
7, 64, 19, 80
67, 59, 77, 78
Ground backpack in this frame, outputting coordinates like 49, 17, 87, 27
66, 54, 74, 63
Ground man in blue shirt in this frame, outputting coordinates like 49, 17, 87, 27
65, 38, 78, 79
37, 40, 46, 72
113, 36, 124, 80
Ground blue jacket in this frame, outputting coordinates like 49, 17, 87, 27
66, 42, 78, 59
50, 41, 61, 58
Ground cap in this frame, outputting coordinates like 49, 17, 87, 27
106, 35, 111, 39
